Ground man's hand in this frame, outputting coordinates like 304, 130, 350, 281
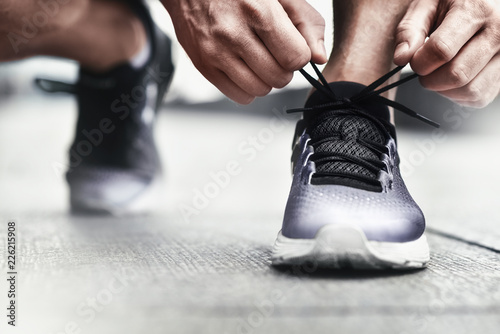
394, 0, 500, 108
162, 0, 327, 104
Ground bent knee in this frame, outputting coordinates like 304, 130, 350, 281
0, 0, 89, 35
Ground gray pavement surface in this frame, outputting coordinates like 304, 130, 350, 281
0, 89, 499, 334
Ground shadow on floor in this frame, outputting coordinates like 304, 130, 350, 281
271, 263, 425, 280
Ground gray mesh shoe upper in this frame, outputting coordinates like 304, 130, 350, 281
281, 81, 426, 243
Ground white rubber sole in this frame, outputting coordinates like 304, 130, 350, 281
271, 225, 430, 269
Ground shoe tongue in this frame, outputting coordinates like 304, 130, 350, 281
309, 112, 385, 144
305, 81, 391, 122
303, 81, 392, 191
304, 81, 391, 144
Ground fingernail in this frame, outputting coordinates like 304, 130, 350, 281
395, 42, 409, 58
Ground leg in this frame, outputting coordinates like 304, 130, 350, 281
1, 0, 175, 214
0, 0, 146, 72
323, 0, 413, 100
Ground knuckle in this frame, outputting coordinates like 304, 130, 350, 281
469, 0, 495, 18
418, 76, 432, 90
212, 23, 238, 44
464, 99, 488, 109
199, 41, 217, 59
320, 17, 326, 28
273, 72, 293, 89
235, 38, 255, 56
396, 20, 426, 41
191, 51, 211, 73
487, 20, 500, 46
238, 95, 255, 105
255, 85, 272, 97
241, 1, 268, 24
449, 65, 472, 88
211, 24, 254, 58
313, 13, 326, 28
198, 44, 224, 67
474, 100, 489, 108
466, 83, 483, 102
429, 38, 455, 62
396, 22, 415, 37
282, 52, 310, 71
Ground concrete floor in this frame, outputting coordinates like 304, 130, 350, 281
0, 90, 499, 334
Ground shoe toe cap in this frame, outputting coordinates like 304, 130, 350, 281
282, 183, 425, 242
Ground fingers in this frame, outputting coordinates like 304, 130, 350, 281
433, 54, 500, 108
279, 0, 327, 64
202, 68, 256, 105
223, 0, 325, 99
195, 38, 285, 104
394, 0, 438, 66
224, 57, 272, 98
419, 30, 500, 91
394, 0, 500, 107
252, 0, 312, 71
196, 26, 293, 103
239, 38, 294, 89
410, 5, 485, 75
164, 0, 321, 104
196, 57, 273, 105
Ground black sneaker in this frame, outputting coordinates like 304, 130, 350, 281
35, 0, 174, 215
271, 63, 438, 269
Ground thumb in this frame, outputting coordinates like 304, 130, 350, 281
280, 0, 328, 64
394, 0, 438, 66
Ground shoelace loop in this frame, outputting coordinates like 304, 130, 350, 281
290, 62, 440, 190
289, 62, 440, 128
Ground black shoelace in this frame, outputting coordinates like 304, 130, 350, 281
289, 62, 440, 190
